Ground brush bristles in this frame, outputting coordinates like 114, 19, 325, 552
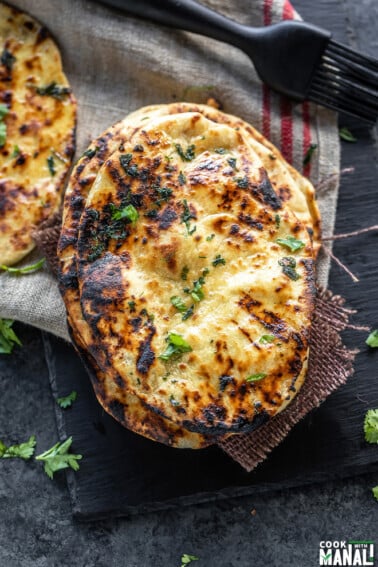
308, 39, 378, 123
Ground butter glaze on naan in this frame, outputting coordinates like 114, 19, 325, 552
0, 2, 76, 264
76, 112, 315, 434
58, 122, 214, 448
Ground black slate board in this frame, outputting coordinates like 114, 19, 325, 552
42, 1, 378, 520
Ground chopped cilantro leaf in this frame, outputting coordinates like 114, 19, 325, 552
364, 409, 378, 443
303, 143, 318, 166
181, 555, 199, 566
181, 266, 189, 280
0, 435, 36, 460
0, 122, 6, 147
169, 395, 180, 407
278, 257, 300, 281
206, 234, 215, 241
110, 203, 139, 224
214, 148, 228, 154
170, 296, 187, 313
35, 437, 82, 479
159, 332, 192, 361
339, 127, 357, 142
11, 145, 20, 158
275, 214, 281, 228
373, 486, 378, 501
227, 157, 237, 169
126, 163, 139, 177
1, 48, 16, 71
180, 200, 196, 235
47, 155, 56, 176
366, 330, 378, 348
140, 308, 154, 322
212, 254, 226, 267
175, 143, 195, 162
119, 153, 139, 177
235, 176, 248, 189
119, 153, 133, 170
36, 82, 71, 100
83, 147, 98, 159
0, 103, 9, 120
0, 257, 45, 275
57, 391, 77, 409
276, 236, 305, 252
155, 186, 173, 206
246, 373, 267, 382
259, 335, 275, 344
128, 301, 136, 312
178, 171, 186, 185
191, 279, 205, 302
182, 305, 194, 321
171, 296, 194, 320
0, 318, 22, 354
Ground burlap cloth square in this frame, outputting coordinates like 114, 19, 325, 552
1, 0, 356, 471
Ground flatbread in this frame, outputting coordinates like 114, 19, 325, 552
0, 1, 76, 265
75, 112, 315, 434
58, 121, 214, 448
125, 103, 321, 252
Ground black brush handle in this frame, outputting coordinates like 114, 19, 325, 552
97, 0, 253, 51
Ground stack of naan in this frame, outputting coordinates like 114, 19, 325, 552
0, 2, 76, 265
58, 102, 320, 448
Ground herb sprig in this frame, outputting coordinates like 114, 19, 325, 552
181, 555, 199, 567
339, 127, 357, 143
159, 332, 192, 361
276, 236, 305, 252
57, 391, 77, 409
0, 318, 21, 354
364, 409, 378, 444
110, 203, 139, 224
363, 409, 378, 502
366, 330, 378, 348
35, 437, 82, 479
0, 436, 36, 460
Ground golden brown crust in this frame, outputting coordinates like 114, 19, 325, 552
75, 112, 315, 434
124, 103, 321, 252
0, 1, 76, 264
58, 120, 214, 449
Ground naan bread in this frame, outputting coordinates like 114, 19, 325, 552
125, 103, 321, 252
75, 112, 315, 434
0, 2, 76, 265
58, 122, 214, 448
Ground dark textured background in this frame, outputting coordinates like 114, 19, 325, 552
1, 0, 378, 565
